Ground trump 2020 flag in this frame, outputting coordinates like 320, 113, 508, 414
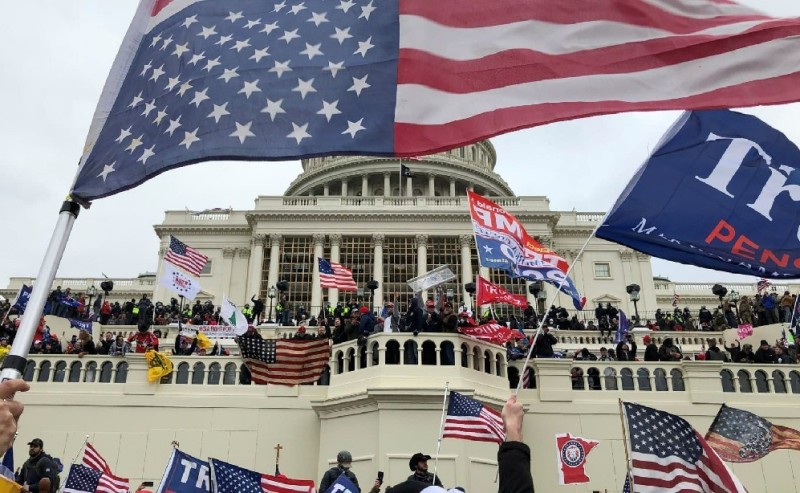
614, 310, 630, 344
598, 110, 800, 279
160, 263, 201, 300
71, 0, 800, 202
156, 449, 210, 493
555, 433, 599, 485
469, 191, 585, 310
12, 285, 31, 313
323, 473, 358, 493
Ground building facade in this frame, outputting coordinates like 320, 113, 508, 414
150, 141, 659, 318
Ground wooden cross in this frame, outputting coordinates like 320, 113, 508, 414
274, 443, 283, 464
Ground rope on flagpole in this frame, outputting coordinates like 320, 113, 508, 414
432, 381, 450, 486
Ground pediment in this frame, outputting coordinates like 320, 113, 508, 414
591, 294, 622, 304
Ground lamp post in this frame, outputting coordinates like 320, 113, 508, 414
267, 286, 276, 324
87, 285, 97, 321
626, 284, 640, 325
366, 280, 379, 311
729, 290, 740, 326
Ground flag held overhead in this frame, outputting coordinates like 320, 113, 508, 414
598, 110, 800, 278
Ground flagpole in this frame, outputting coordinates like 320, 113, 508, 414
398, 158, 403, 198
432, 381, 449, 486
1, 201, 80, 382
514, 223, 601, 394
59, 434, 90, 493
617, 399, 636, 493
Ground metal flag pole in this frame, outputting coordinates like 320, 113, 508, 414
1, 201, 80, 382
618, 399, 636, 493
398, 158, 403, 198
432, 381, 450, 486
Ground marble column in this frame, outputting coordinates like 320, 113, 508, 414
329, 234, 342, 305
237, 248, 251, 302
311, 234, 326, 313
373, 234, 384, 311
361, 174, 369, 196
406, 176, 413, 197
416, 234, 428, 298
246, 235, 267, 299
341, 179, 348, 196
222, 247, 236, 300
459, 235, 473, 308
449, 178, 456, 197
323, 183, 330, 196
428, 174, 435, 196
383, 172, 391, 197
479, 266, 490, 316
265, 234, 282, 296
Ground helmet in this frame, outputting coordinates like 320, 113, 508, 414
337, 451, 353, 465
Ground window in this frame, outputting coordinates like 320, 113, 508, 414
594, 262, 611, 279
200, 260, 213, 275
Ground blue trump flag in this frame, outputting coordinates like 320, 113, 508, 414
69, 319, 93, 334
12, 284, 31, 313
156, 449, 210, 493
324, 473, 359, 493
598, 110, 800, 278
615, 310, 630, 344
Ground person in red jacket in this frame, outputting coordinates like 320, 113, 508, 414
127, 323, 159, 353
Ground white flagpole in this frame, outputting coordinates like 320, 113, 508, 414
59, 434, 90, 493
432, 381, 450, 486
398, 158, 403, 198
1, 201, 80, 382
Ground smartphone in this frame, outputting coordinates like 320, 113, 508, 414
140, 482, 154, 488
377, 471, 384, 484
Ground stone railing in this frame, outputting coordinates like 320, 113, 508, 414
249, 195, 555, 212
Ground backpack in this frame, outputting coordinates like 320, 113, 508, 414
34, 454, 61, 492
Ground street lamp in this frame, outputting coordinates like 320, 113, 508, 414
626, 284, 640, 324
712, 284, 728, 308
267, 286, 276, 323
728, 290, 740, 326
87, 285, 97, 320
366, 280, 379, 310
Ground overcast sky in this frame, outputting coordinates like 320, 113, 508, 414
1, 1, 799, 288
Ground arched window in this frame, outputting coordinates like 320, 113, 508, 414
37, 361, 52, 383
773, 370, 787, 394
720, 369, 735, 393
421, 340, 437, 366
460, 344, 469, 368
620, 368, 634, 390
587, 367, 601, 390
370, 341, 380, 367
115, 361, 129, 383
192, 362, 206, 385
483, 350, 492, 374
176, 362, 190, 384
223, 363, 237, 385
23, 361, 36, 382
346, 348, 355, 372
495, 354, 505, 377
99, 362, 113, 383
604, 367, 618, 390
670, 369, 685, 391
335, 350, 344, 374
508, 367, 520, 389
637, 368, 651, 391
207, 363, 221, 385
754, 370, 769, 393
654, 368, 668, 391
68, 361, 82, 383
737, 370, 753, 393
386, 340, 400, 365
53, 361, 67, 383
84, 362, 97, 383
440, 341, 455, 366
790, 371, 800, 394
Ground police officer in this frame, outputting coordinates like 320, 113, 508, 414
320, 450, 360, 492
407, 452, 443, 487
18, 438, 58, 492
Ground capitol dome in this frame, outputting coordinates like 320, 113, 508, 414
284, 141, 514, 197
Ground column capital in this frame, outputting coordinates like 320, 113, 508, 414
313, 233, 326, 246
238, 247, 251, 259
537, 235, 553, 248
636, 251, 651, 261
223, 247, 236, 259
383, 171, 391, 177
373, 233, 385, 246
251, 234, 266, 247
158, 247, 166, 257
620, 248, 635, 261
330, 233, 342, 246
269, 233, 282, 247
459, 234, 473, 248
415, 234, 428, 248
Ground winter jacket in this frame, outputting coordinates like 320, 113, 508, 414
498, 441, 534, 493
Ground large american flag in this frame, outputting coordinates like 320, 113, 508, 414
318, 257, 358, 291
238, 337, 330, 385
79, 443, 129, 493
757, 278, 772, 293
623, 402, 747, 493
671, 292, 680, 307
209, 458, 315, 493
164, 235, 209, 276
443, 391, 505, 444
71, 0, 800, 202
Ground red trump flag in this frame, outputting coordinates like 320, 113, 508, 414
476, 275, 527, 309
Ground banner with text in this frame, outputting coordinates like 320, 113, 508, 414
598, 110, 800, 278
476, 275, 527, 308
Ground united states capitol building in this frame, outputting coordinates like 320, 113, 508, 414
6, 142, 800, 492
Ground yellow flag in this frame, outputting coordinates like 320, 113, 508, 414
0, 476, 21, 493
145, 350, 174, 383
196, 332, 213, 351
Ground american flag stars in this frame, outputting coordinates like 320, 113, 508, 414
91, 0, 387, 188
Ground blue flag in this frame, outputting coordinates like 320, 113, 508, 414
598, 110, 800, 278
615, 310, 630, 344
12, 284, 31, 313
156, 449, 210, 493
324, 473, 359, 493
0, 447, 14, 481
69, 319, 93, 334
